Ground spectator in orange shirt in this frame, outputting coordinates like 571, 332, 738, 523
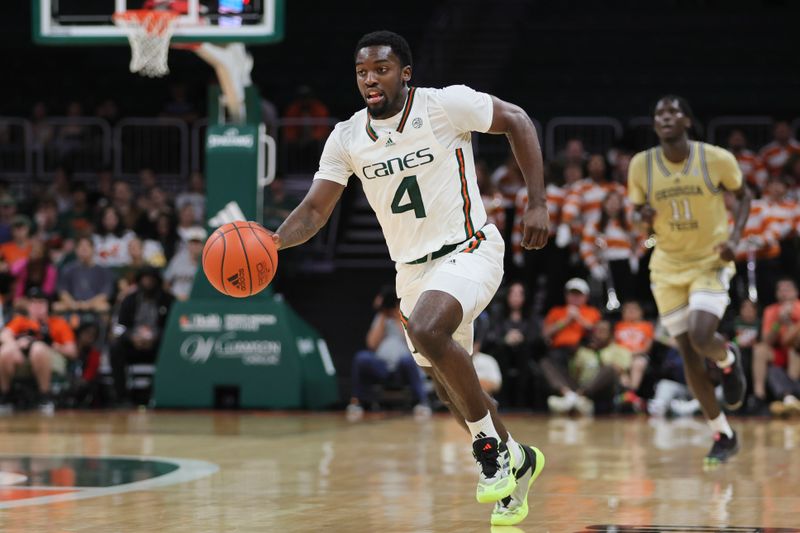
542, 278, 601, 380
283, 85, 331, 172
283, 85, 331, 143
728, 129, 768, 193
613, 301, 653, 404
0, 287, 77, 414
759, 120, 800, 178
752, 278, 800, 416
0, 215, 33, 267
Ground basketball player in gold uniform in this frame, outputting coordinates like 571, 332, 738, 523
628, 96, 751, 464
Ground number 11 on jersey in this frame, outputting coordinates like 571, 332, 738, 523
670, 198, 692, 221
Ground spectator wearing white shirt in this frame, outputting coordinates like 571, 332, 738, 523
93, 206, 135, 268
164, 226, 206, 301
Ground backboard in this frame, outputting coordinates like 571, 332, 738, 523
32, 0, 284, 45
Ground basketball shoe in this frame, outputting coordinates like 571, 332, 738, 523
490, 444, 545, 526
720, 342, 746, 411
704, 431, 739, 465
473, 436, 517, 503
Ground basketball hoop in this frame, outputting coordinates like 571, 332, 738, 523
113, 9, 179, 78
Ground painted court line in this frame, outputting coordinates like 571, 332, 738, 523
0, 455, 219, 510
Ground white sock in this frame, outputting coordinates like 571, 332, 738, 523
708, 413, 734, 439
466, 411, 500, 442
716, 348, 735, 369
505, 432, 524, 467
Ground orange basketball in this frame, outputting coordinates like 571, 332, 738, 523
202, 221, 278, 297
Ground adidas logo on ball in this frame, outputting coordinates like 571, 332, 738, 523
227, 269, 247, 292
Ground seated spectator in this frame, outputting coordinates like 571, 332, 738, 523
48, 166, 73, 215
163, 226, 205, 301
110, 267, 174, 405
111, 180, 141, 231
543, 320, 633, 416
484, 281, 539, 407
0, 287, 77, 413
115, 237, 166, 301
614, 301, 653, 404
1, 215, 33, 267
54, 236, 115, 314
0, 194, 17, 244
768, 350, 800, 417
760, 175, 799, 283
32, 197, 62, 247
11, 238, 57, 306
175, 172, 206, 225
542, 278, 601, 372
175, 204, 199, 248
283, 85, 331, 144
135, 186, 174, 239
346, 287, 430, 420
752, 278, 800, 415
93, 206, 135, 268
154, 212, 180, 262
58, 183, 94, 242
88, 168, 113, 212
727, 129, 767, 192
759, 120, 800, 178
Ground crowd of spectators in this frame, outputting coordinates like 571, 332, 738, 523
6, 97, 800, 421
470, 121, 800, 418
351, 121, 800, 419
0, 166, 208, 412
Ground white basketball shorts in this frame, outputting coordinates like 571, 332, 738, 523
396, 224, 504, 367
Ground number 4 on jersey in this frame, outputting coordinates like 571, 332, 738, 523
391, 175, 426, 218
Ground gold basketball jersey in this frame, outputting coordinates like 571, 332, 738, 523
628, 141, 742, 268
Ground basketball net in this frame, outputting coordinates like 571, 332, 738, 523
113, 9, 179, 77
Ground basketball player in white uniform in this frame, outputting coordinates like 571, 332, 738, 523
271, 31, 547, 526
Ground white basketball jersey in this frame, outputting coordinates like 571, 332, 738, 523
314, 86, 490, 263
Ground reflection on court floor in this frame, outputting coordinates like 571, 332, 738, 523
0, 412, 798, 532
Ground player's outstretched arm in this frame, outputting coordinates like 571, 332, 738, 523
486, 97, 548, 250
273, 179, 345, 250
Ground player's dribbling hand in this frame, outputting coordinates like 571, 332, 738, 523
271, 232, 283, 250
521, 203, 549, 250
715, 240, 736, 262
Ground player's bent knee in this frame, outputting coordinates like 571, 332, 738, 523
687, 326, 715, 354
405, 321, 444, 360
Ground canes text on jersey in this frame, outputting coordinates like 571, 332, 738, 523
362, 147, 434, 179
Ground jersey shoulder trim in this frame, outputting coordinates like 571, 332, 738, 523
698, 142, 721, 195
396, 87, 417, 133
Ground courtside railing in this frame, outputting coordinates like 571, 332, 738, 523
707, 116, 774, 148
1, 115, 798, 185
114, 118, 189, 186
545, 117, 623, 161
0, 117, 33, 180
36, 117, 111, 179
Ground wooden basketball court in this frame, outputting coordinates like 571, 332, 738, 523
0, 411, 798, 532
